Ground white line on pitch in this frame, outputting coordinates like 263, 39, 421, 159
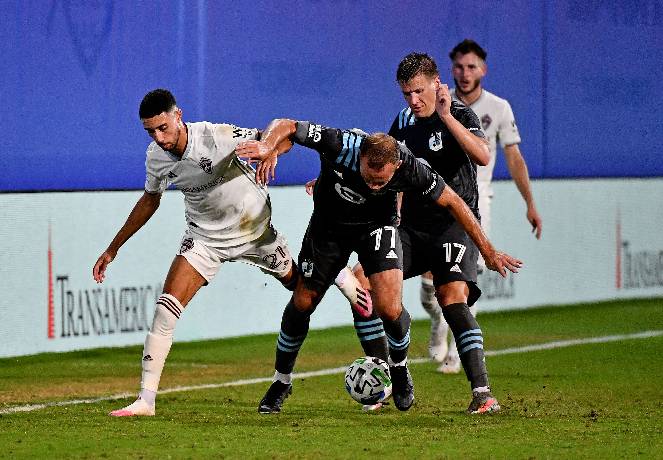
1, 330, 661, 415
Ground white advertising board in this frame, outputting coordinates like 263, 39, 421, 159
1, 179, 662, 357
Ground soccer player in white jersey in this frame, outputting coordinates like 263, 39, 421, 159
92, 89, 367, 416
421, 40, 543, 373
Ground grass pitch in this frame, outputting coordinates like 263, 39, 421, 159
1, 298, 662, 459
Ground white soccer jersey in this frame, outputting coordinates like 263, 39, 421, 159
144, 122, 271, 247
450, 88, 521, 196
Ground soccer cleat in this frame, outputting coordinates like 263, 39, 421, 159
258, 381, 292, 414
428, 315, 448, 363
389, 364, 415, 411
437, 353, 461, 374
109, 397, 155, 417
335, 267, 373, 318
467, 390, 500, 414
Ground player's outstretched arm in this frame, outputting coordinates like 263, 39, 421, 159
92, 191, 162, 283
237, 119, 297, 184
435, 186, 522, 277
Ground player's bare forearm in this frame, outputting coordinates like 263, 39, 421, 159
441, 114, 490, 166
107, 191, 161, 255
504, 144, 542, 238
259, 119, 297, 156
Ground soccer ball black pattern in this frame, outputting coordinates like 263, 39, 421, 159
344, 356, 392, 405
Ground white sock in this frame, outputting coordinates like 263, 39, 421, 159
139, 388, 157, 406
140, 294, 182, 395
274, 371, 292, 384
420, 277, 442, 320
473, 386, 490, 394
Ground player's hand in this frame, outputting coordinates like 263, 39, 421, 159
484, 250, 522, 278
93, 250, 115, 284
236, 140, 272, 162
436, 83, 452, 118
527, 206, 543, 239
255, 153, 278, 185
305, 178, 317, 196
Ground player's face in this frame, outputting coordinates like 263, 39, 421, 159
359, 157, 402, 193
142, 108, 183, 152
399, 73, 440, 118
451, 52, 486, 96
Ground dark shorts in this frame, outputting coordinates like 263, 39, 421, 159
298, 219, 403, 293
400, 221, 482, 307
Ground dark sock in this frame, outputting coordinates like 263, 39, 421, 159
442, 302, 489, 389
351, 307, 389, 362
274, 298, 311, 374
382, 307, 411, 364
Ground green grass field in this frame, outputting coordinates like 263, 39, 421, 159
1, 298, 662, 459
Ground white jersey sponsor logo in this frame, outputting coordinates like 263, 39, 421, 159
334, 183, 366, 204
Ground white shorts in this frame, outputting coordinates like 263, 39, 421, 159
177, 225, 292, 282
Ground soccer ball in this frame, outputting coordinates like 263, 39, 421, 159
344, 356, 392, 405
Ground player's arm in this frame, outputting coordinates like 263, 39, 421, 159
236, 119, 296, 184
503, 143, 542, 239
434, 186, 522, 277
92, 191, 162, 283
436, 84, 489, 165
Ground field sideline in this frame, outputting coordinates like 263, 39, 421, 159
1, 298, 662, 459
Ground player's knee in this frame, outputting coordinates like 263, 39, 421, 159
436, 283, 468, 308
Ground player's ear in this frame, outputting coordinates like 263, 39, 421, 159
434, 76, 441, 91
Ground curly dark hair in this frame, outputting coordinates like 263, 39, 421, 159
139, 88, 177, 119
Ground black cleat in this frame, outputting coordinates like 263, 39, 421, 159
390, 364, 415, 411
258, 381, 292, 414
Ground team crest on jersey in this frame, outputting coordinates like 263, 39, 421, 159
179, 237, 194, 254
301, 259, 314, 278
307, 124, 322, 142
429, 131, 443, 151
199, 157, 213, 174
481, 114, 492, 131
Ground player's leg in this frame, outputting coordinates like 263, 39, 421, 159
110, 250, 208, 417
440, 191, 492, 373
359, 225, 414, 411
258, 221, 347, 413
421, 271, 449, 363
335, 266, 373, 318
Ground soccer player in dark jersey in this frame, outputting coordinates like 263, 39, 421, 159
386, 52, 503, 414
236, 121, 521, 413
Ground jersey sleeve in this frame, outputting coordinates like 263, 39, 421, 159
213, 123, 260, 155
144, 146, 167, 194
497, 101, 521, 147
453, 103, 486, 140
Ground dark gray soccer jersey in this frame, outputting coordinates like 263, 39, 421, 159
388, 101, 485, 231
144, 122, 270, 247
293, 121, 446, 228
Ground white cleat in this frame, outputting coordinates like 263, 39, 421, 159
428, 315, 448, 363
437, 354, 461, 374
109, 398, 155, 417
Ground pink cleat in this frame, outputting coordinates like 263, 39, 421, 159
109, 398, 155, 417
335, 267, 373, 318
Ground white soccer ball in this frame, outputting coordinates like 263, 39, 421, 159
344, 356, 392, 405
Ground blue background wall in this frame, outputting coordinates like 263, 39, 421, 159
2, 0, 661, 192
